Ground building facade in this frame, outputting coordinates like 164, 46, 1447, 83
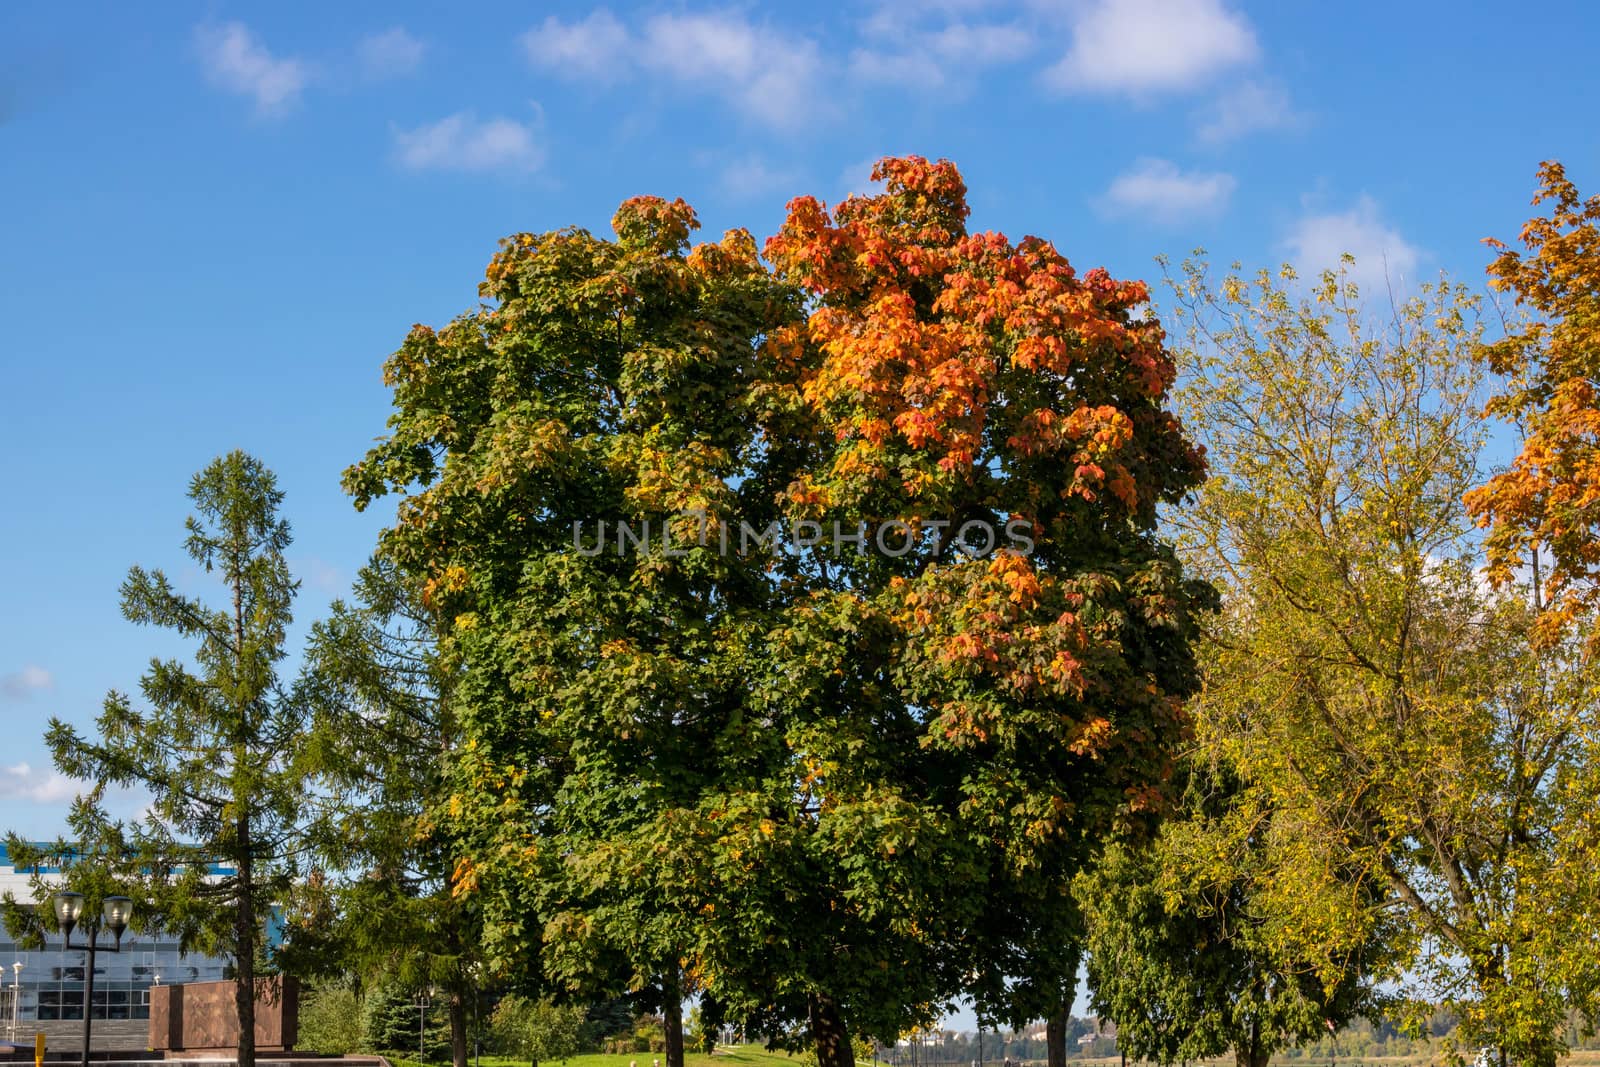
0, 844, 231, 1027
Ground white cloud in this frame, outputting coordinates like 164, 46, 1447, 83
0, 761, 149, 818
639, 12, 821, 127
1045, 0, 1258, 95
932, 22, 1034, 64
1282, 196, 1422, 295
194, 22, 308, 115
0, 763, 79, 804
358, 27, 426, 80
1196, 80, 1301, 143
851, 9, 1033, 91
1099, 158, 1236, 223
522, 10, 631, 84
1, 665, 53, 700
394, 112, 545, 173
521, 9, 820, 127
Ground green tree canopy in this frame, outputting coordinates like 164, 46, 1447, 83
1079, 762, 1384, 1067
346, 158, 1212, 1067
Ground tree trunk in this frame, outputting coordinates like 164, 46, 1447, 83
235, 836, 257, 1067
664, 969, 685, 1067
449, 989, 469, 1067
1233, 1016, 1269, 1067
809, 994, 855, 1067
1046, 1009, 1067, 1067
1046, 945, 1082, 1067
232, 557, 257, 1067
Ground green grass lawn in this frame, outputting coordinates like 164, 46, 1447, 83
569, 1047, 802, 1067
389, 1045, 803, 1067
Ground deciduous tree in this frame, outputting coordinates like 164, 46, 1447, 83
1078, 763, 1382, 1067
347, 159, 1211, 1067
761, 157, 1211, 1067
296, 984, 365, 1055
346, 194, 807, 1067
489, 995, 587, 1067
1170, 256, 1600, 1067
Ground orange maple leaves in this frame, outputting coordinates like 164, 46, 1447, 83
893, 552, 1091, 703
1467, 160, 1600, 644
765, 154, 1181, 514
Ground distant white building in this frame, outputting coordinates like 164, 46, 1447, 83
0, 844, 234, 1024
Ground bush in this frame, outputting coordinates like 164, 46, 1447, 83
687, 1006, 718, 1055
298, 986, 365, 1055
633, 1017, 665, 1054
490, 995, 587, 1065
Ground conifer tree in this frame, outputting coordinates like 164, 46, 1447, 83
44, 451, 309, 1067
288, 556, 483, 1067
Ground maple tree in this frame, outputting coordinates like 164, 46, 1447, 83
345, 157, 1211, 1067
347, 194, 808, 1067
1169, 255, 1600, 1067
760, 157, 1212, 1067
1465, 161, 1600, 644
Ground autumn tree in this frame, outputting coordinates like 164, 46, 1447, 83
759, 157, 1211, 1067
345, 158, 1211, 1067
1466, 160, 1600, 645
346, 194, 809, 1067
1170, 256, 1600, 1067
40, 451, 312, 1067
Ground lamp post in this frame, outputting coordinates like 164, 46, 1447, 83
415, 989, 432, 1065
8, 961, 20, 1042
51, 892, 133, 1067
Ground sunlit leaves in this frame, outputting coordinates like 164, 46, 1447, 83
1170, 255, 1600, 1066
1467, 161, 1600, 647
349, 156, 1211, 1060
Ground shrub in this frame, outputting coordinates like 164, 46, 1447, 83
298, 986, 364, 1055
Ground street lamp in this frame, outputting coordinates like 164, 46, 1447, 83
415, 989, 433, 1065
8, 961, 20, 1042
51, 893, 132, 1067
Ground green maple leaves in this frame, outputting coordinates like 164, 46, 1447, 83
348, 157, 1210, 1051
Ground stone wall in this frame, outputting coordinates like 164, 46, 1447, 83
24, 1018, 152, 1052
148, 979, 298, 1054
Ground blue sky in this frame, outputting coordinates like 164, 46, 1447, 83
1, 0, 1597, 843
